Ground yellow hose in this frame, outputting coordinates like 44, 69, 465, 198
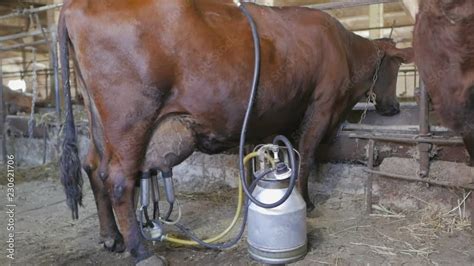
163, 152, 274, 246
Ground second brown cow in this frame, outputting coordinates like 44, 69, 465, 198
414, 0, 474, 228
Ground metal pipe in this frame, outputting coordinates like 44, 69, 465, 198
418, 80, 431, 177
27, 46, 38, 139
404, 72, 408, 96
414, 69, 417, 90
0, 30, 46, 42
42, 126, 47, 165
351, 24, 413, 33
307, 0, 399, 10
2, 68, 74, 76
0, 40, 48, 51
344, 123, 452, 134
0, 3, 63, 20
35, 13, 50, 45
1, 59, 51, 66
140, 174, 150, 208
45, 68, 49, 99
365, 169, 474, 190
349, 134, 464, 145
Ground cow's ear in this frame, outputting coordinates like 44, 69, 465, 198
385, 47, 414, 64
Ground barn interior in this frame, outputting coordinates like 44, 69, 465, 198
0, 0, 473, 265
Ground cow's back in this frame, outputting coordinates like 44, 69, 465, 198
155, 1, 351, 142
63, 0, 351, 149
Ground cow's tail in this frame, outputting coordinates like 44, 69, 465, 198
59, 11, 83, 220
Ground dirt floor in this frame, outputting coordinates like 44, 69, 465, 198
1, 162, 474, 266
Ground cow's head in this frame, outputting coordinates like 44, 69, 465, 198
372, 39, 414, 116
421, 0, 474, 21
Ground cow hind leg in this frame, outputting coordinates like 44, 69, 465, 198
83, 147, 125, 252
105, 115, 196, 263
105, 172, 149, 261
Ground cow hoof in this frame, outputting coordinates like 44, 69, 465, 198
102, 236, 125, 253
136, 255, 168, 266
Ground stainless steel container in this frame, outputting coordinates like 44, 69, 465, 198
247, 175, 307, 264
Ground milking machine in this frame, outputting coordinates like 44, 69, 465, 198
137, 1, 308, 264
245, 142, 307, 264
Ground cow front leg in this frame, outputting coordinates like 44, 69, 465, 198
470, 193, 474, 231
462, 132, 474, 229
462, 133, 474, 167
83, 147, 125, 252
297, 104, 334, 212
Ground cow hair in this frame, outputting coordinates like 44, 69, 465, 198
60, 135, 83, 220
59, 10, 83, 220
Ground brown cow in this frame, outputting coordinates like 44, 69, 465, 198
3, 85, 33, 114
414, 0, 474, 227
59, 0, 413, 262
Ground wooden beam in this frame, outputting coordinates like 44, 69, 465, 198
307, 0, 399, 10
338, 11, 408, 27
401, 0, 419, 21
369, 3, 384, 38
257, 0, 400, 9
256, 0, 327, 6
0, 24, 25, 35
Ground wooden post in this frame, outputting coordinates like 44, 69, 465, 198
49, 27, 61, 121
0, 59, 6, 163
418, 80, 430, 177
401, 0, 419, 22
369, 3, 384, 39
364, 0, 385, 212
366, 139, 375, 214
45, 69, 49, 100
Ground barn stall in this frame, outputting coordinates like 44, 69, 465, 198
0, 0, 473, 265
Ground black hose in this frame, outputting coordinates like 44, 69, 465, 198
151, 174, 161, 220
144, 208, 152, 226
152, 201, 160, 220
163, 202, 174, 221
237, 4, 298, 209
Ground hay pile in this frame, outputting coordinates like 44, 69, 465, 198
350, 192, 471, 260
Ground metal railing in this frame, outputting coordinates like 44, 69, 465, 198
0, 3, 63, 21
356, 81, 472, 214
398, 68, 419, 100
